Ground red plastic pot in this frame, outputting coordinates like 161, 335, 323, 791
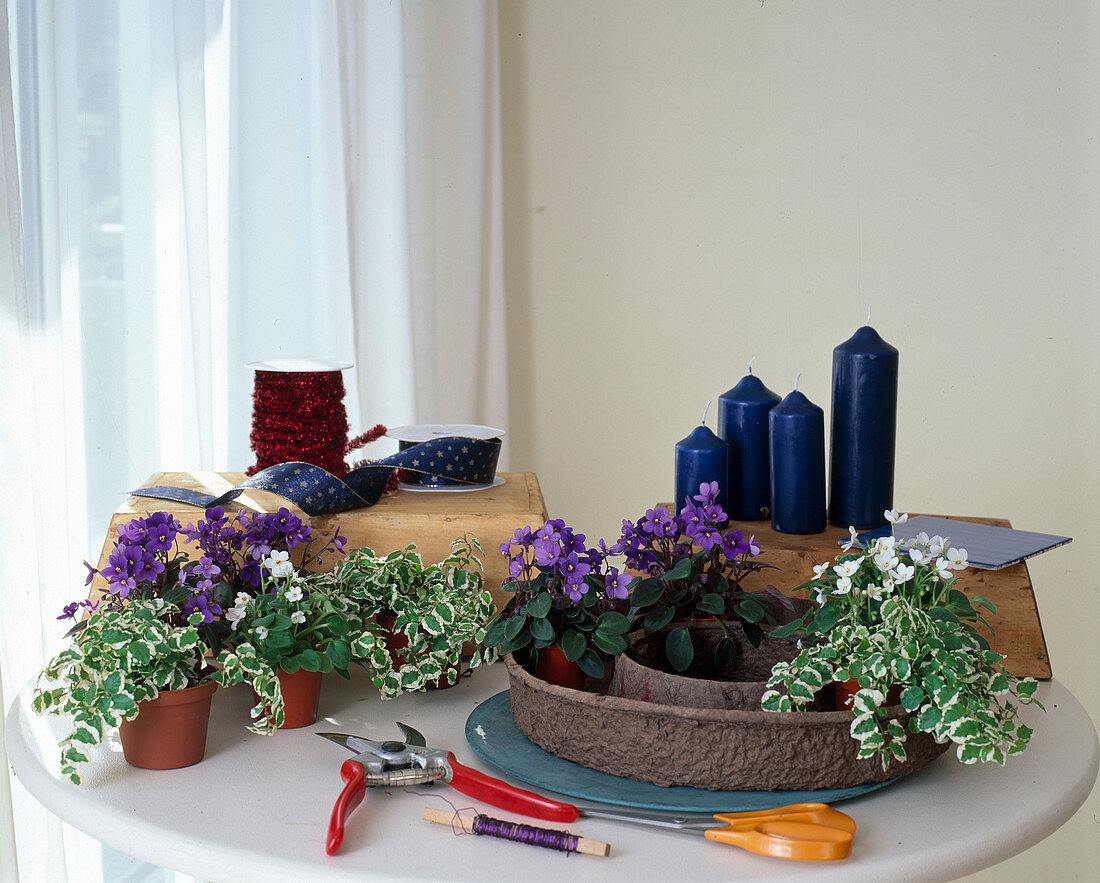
534, 645, 586, 690
118, 679, 218, 770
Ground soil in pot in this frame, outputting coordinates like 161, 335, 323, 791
118, 679, 218, 770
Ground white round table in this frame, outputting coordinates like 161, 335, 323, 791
6, 664, 1097, 882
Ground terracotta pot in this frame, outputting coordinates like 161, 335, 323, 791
835, 678, 903, 710
118, 679, 218, 770
275, 667, 323, 728
376, 612, 462, 689
533, 645, 587, 690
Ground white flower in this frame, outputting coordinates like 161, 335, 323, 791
264, 550, 294, 579
840, 526, 860, 552
834, 557, 863, 578
226, 606, 246, 630
234, 592, 253, 607
284, 584, 304, 603
290, 610, 306, 625
915, 531, 931, 549
881, 576, 896, 593
946, 547, 969, 570
866, 583, 887, 601
891, 562, 915, 584
874, 550, 899, 573
908, 547, 928, 566
835, 575, 853, 595
254, 625, 269, 640
928, 535, 945, 557
812, 562, 830, 580
884, 509, 908, 525
935, 557, 953, 580
873, 535, 898, 555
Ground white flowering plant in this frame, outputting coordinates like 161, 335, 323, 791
226, 552, 358, 693
762, 511, 1042, 770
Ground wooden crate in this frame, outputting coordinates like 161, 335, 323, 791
721, 515, 1052, 679
92, 471, 549, 612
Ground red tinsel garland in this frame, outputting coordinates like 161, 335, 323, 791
247, 370, 402, 494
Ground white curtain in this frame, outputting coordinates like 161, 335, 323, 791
0, 1, 505, 880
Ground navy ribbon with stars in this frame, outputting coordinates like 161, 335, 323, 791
131, 436, 502, 516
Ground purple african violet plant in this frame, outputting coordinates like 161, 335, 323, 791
614, 481, 786, 673
486, 519, 634, 679
72, 506, 346, 653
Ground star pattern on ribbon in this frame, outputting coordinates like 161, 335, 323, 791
132, 436, 502, 516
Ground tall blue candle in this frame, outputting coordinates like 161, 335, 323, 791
828, 324, 899, 528
674, 403, 730, 515
769, 382, 826, 534
718, 360, 781, 521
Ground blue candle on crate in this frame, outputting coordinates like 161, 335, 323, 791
674, 402, 730, 515
769, 378, 827, 534
828, 322, 899, 528
718, 358, 781, 521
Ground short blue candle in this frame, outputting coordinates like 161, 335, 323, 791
674, 418, 729, 515
769, 388, 827, 534
828, 325, 899, 528
718, 367, 781, 521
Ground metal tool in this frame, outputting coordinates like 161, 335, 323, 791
318, 723, 577, 855
320, 725, 855, 861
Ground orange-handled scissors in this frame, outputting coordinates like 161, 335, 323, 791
575, 802, 856, 861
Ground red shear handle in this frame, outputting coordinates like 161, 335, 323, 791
446, 752, 579, 822
326, 759, 367, 855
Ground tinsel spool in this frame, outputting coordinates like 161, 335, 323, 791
246, 360, 393, 486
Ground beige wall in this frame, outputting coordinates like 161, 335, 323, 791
499, 1, 1097, 879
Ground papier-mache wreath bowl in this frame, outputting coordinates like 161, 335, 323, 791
504, 653, 950, 791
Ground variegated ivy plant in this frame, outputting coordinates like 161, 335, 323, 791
311, 535, 497, 699
32, 597, 282, 785
761, 511, 1041, 770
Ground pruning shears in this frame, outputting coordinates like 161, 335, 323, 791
319, 724, 855, 861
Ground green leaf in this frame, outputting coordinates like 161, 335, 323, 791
596, 611, 631, 635
299, 649, 323, 672
900, 685, 925, 711
661, 557, 693, 582
629, 577, 665, 609
560, 629, 587, 662
767, 619, 804, 639
811, 604, 843, 634
714, 637, 735, 670
577, 649, 605, 680
503, 613, 527, 642
734, 598, 764, 623
530, 618, 555, 642
696, 593, 725, 616
916, 706, 942, 732
643, 605, 674, 633
328, 640, 352, 671
591, 630, 627, 656
526, 592, 552, 619
664, 627, 694, 673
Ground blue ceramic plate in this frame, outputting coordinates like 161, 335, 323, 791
465, 690, 898, 813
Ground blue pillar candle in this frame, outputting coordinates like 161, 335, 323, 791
718, 362, 781, 521
828, 324, 899, 528
769, 385, 827, 534
674, 406, 730, 515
